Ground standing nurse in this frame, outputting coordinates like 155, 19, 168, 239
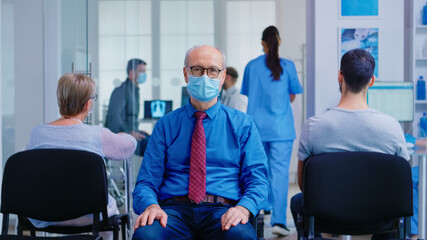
241, 25, 303, 237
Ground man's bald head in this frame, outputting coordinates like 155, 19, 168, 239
184, 45, 226, 69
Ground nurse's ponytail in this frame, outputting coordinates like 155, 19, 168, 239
262, 26, 282, 81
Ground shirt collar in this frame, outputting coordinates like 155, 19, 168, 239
185, 98, 222, 120
125, 78, 139, 90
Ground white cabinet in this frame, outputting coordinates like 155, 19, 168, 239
411, 0, 427, 137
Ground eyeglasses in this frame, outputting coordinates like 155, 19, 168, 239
189, 66, 223, 78
90, 94, 98, 102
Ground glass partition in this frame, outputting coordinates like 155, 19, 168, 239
160, 0, 214, 110
61, 0, 98, 124
98, 0, 152, 128
1, 0, 15, 166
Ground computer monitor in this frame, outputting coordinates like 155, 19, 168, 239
367, 81, 414, 122
144, 100, 173, 119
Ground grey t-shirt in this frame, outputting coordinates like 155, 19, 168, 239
298, 107, 410, 161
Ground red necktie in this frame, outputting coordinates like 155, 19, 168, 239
188, 111, 207, 203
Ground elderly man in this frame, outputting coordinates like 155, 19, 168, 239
291, 49, 409, 238
221, 67, 248, 112
132, 45, 268, 240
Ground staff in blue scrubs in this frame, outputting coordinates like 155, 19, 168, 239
241, 25, 303, 237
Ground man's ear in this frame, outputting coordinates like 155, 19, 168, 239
368, 76, 375, 87
338, 70, 344, 85
183, 67, 189, 83
129, 69, 136, 80
218, 70, 226, 91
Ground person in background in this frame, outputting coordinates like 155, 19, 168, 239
221, 66, 248, 112
241, 25, 303, 236
25, 73, 137, 240
291, 49, 409, 239
132, 45, 268, 240
105, 58, 150, 156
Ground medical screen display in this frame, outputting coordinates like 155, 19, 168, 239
144, 100, 173, 119
367, 81, 413, 122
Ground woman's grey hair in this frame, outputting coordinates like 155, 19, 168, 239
184, 45, 226, 69
57, 73, 95, 116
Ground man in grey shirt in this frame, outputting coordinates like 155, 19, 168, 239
221, 67, 248, 113
291, 49, 409, 236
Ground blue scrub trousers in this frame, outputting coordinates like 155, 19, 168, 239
412, 166, 419, 235
262, 140, 294, 226
132, 199, 256, 240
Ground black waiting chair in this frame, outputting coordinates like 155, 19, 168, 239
0, 149, 128, 239
251, 214, 264, 240
298, 152, 413, 239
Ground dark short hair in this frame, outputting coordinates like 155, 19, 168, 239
340, 49, 375, 93
127, 58, 147, 75
226, 67, 238, 80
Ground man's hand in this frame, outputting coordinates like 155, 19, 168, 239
221, 205, 251, 231
140, 130, 151, 136
134, 204, 168, 231
130, 131, 146, 141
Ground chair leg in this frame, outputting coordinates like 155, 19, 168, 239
399, 217, 404, 239
308, 216, 315, 240
257, 214, 264, 240
1, 214, 9, 235
121, 222, 127, 240
405, 216, 411, 240
113, 228, 119, 240
16, 223, 23, 236
296, 216, 303, 240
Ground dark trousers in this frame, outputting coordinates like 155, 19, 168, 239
132, 199, 256, 240
290, 192, 304, 228
290, 193, 320, 238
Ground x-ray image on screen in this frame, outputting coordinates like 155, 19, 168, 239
144, 100, 173, 119
151, 100, 166, 118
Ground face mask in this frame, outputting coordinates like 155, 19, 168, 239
137, 72, 147, 84
187, 75, 220, 102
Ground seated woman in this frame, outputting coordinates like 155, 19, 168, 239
25, 73, 137, 240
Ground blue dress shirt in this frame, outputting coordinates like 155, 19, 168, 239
241, 55, 303, 141
132, 100, 269, 216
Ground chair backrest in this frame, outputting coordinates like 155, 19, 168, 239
1, 149, 109, 222
303, 152, 413, 228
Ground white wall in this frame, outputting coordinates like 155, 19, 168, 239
307, 0, 405, 116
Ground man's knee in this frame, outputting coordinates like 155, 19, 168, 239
222, 223, 257, 240
290, 193, 303, 213
132, 223, 165, 240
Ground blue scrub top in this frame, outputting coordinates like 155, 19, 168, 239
241, 55, 303, 142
